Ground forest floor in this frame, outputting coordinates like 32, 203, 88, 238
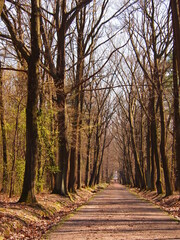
0, 184, 107, 240
47, 183, 180, 240
0, 183, 179, 240
129, 187, 180, 221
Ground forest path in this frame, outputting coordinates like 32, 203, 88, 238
47, 183, 180, 240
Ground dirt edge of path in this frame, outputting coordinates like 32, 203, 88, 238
128, 186, 180, 221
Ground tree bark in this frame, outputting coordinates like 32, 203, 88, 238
69, 10, 85, 191
171, 0, 180, 82
9, 103, 20, 197
40, 0, 93, 195
54, 91, 68, 196
77, 91, 83, 189
155, 64, 172, 196
19, 0, 40, 203
52, 0, 69, 196
89, 123, 100, 187
85, 89, 92, 187
171, 0, 180, 193
146, 112, 151, 190
173, 44, 180, 192
0, 62, 8, 193
0, 0, 4, 15
158, 84, 172, 196
150, 86, 162, 194
85, 120, 91, 187
96, 125, 107, 184
129, 98, 145, 189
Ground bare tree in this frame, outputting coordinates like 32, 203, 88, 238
127, 0, 172, 195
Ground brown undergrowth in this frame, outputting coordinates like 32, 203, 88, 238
129, 187, 180, 221
0, 184, 107, 240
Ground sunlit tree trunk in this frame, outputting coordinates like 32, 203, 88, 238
0, 0, 4, 15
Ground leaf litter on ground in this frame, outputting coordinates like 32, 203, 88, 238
0, 184, 107, 240
130, 187, 180, 221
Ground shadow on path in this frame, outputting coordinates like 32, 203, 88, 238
47, 184, 180, 240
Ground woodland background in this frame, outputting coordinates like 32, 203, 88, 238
0, 0, 179, 203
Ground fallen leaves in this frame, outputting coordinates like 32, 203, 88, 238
130, 187, 180, 220
0, 185, 107, 239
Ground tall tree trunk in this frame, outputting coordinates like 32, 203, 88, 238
126, 132, 135, 186
96, 125, 108, 184
54, 92, 68, 196
171, 1, 180, 193
106, 152, 109, 183
129, 100, 145, 189
157, 80, 172, 196
146, 99, 152, 190
85, 90, 92, 187
9, 104, 20, 197
85, 121, 91, 187
150, 0, 169, 195
53, 0, 69, 196
139, 107, 144, 179
150, 86, 162, 194
68, 88, 78, 192
123, 136, 130, 185
19, 0, 40, 203
77, 90, 83, 189
69, 9, 85, 191
36, 79, 43, 194
0, 62, 8, 193
68, 91, 78, 193
173, 42, 180, 192
77, 128, 81, 189
68, 141, 76, 192
76, 10, 85, 190
171, 0, 180, 82
89, 124, 100, 187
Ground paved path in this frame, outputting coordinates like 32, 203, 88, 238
48, 184, 180, 240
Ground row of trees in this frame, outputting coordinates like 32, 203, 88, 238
0, 0, 179, 204
113, 0, 180, 196
0, 0, 123, 203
